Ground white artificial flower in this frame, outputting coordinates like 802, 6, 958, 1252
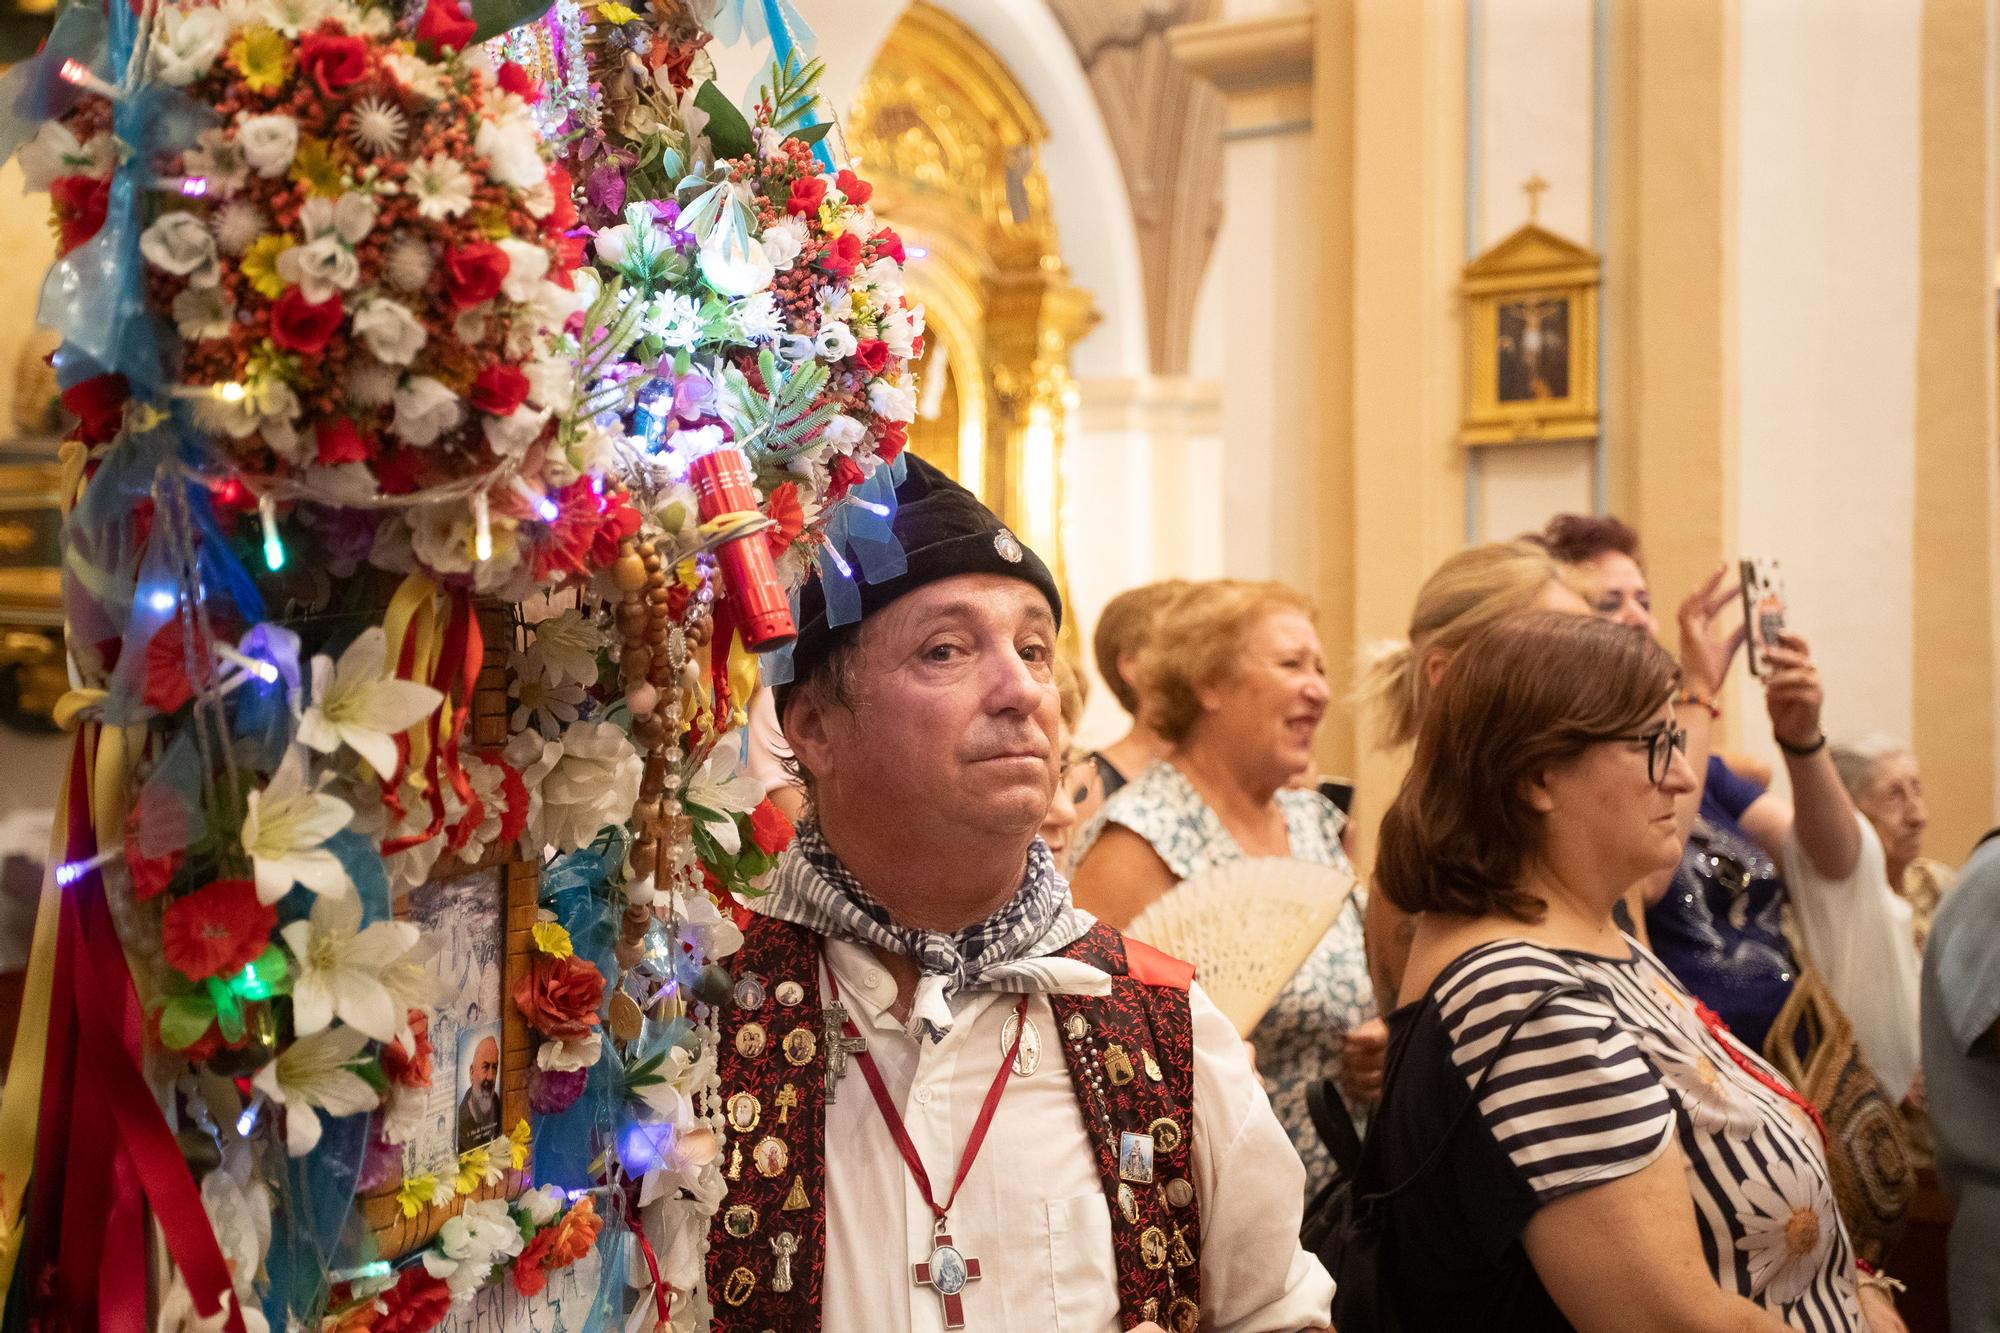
474, 113, 545, 190
697, 228, 773, 298
425, 1198, 524, 1302
393, 376, 464, 447
451, 754, 511, 865
406, 504, 476, 575
483, 404, 550, 458
534, 720, 643, 852
503, 729, 561, 846
725, 291, 782, 344
240, 746, 354, 904
384, 236, 434, 291
868, 374, 919, 423
348, 96, 409, 156
407, 153, 475, 220
517, 1184, 565, 1228
494, 238, 550, 302
296, 626, 445, 777
172, 285, 233, 341
518, 609, 604, 689
279, 889, 421, 1042
252, 1024, 379, 1156
212, 199, 267, 255
879, 304, 915, 359
535, 1031, 601, 1072
759, 220, 804, 271
818, 414, 865, 455
510, 675, 585, 738
266, 0, 325, 37
199, 1167, 272, 1333
379, 1083, 425, 1145
236, 114, 300, 178
150, 6, 229, 85
682, 733, 766, 855
674, 888, 744, 962
304, 192, 378, 245
183, 127, 250, 196
814, 320, 857, 360
646, 292, 703, 349
303, 463, 379, 506
382, 51, 446, 100
352, 299, 427, 366
18, 121, 112, 194
861, 255, 904, 300
525, 356, 576, 415
452, 303, 490, 346
140, 212, 219, 285
347, 361, 400, 408
518, 172, 555, 219
275, 235, 357, 303
592, 222, 637, 268
1734, 1158, 1836, 1306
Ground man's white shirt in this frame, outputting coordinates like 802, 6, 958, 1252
815, 936, 1334, 1332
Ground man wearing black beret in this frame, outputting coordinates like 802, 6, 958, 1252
700, 458, 1332, 1332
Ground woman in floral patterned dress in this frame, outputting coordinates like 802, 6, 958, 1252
1070, 580, 1376, 1196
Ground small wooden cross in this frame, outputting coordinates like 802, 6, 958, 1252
822, 1003, 868, 1103
1523, 172, 1550, 223
913, 1232, 981, 1329
774, 1083, 800, 1124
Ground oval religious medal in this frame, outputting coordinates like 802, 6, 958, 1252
610, 990, 644, 1043
775, 979, 805, 1007
734, 975, 766, 1011
999, 1010, 1041, 1076
735, 1022, 767, 1059
1164, 1177, 1195, 1210
1117, 1182, 1139, 1224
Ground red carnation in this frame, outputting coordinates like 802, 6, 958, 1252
872, 227, 907, 264
161, 880, 275, 982
877, 420, 908, 464
414, 0, 475, 53
497, 60, 538, 102
471, 364, 531, 416
512, 1226, 559, 1297
315, 417, 369, 466
787, 175, 828, 217
852, 339, 889, 376
822, 231, 863, 279
379, 1009, 434, 1088
515, 953, 606, 1039
50, 174, 109, 254
443, 242, 509, 310
750, 799, 796, 856
763, 481, 804, 559
61, 373, 127, 444
376, 1267, 452, 1333
484, 754, 530, 847
269, 289, 344, 354
297, 32, 369, 95
126, 844, 181, 901
827, 453, 865, 500
835, 168, 873, 206
144, 618, 215, 714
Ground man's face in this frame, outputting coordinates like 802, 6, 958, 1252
792, 574, 1061, 844
472, 1038, 498, 1093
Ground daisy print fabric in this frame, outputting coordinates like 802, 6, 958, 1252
1434, 939, 1863, 1330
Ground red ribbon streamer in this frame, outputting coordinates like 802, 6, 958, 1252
624, 1195, 673, 1329
382, 591, 484, 856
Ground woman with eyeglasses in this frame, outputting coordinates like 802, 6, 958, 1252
1367, 612, 1880, 1333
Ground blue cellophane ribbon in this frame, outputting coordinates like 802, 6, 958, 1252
571, 1219, 633, 1333
531, 844, 624, 1190
756, 457, 908, 685
0, 2, 107, 168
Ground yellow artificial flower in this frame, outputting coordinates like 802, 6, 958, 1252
240, 234, 293, 300
531, 921, 574, 958
455, 1144, 502, 1195
817, 203, 845, 236
596, 1, 641, 22
397, 1174, 439, 1218
228, 26, 293, 94
289, 137, 344, 199
471, 204, 512, 240
509, 1118, 532, 1172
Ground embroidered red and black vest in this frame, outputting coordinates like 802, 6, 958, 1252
703, 912, 1205, 1333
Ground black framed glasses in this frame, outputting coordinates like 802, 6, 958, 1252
1590, 721, 1688, 786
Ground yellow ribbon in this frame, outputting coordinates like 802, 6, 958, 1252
380, 574, 443, 792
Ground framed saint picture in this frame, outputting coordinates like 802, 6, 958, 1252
1460, 222, 1600, 446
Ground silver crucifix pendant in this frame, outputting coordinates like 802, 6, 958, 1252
821, 1002, 868, 1102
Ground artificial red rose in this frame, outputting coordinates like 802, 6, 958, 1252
835, 168, 873, 206
546, 164, 579, 233
514, 953, 605, 1038
821, 230, 862, 279
551, 231, 587, 280
379, 1009, 433, 1088
61, 373, 127, 444
762, 481, 803, 560
589, 494, 642, 569
876, 420, 908, 464
50, 174, 109, 254
374, 448, 425, 495
443, 242, 509, 310
786, 175, 828, 217
161, 879, 276, 981
376, 1267, 452, 1333
547, 1196, 602, 1266
297, 32, 369, 95
872, 227, 906, 265
470, 364, 531, 416
269, 289, 345, 354
511, 1226, 559, 1297
852, 339, 889, 376
749, 799, 795, 856
826, 453, 865, 500
413, 0, 475, 53
126, 843, 181, 901
497, 60, 538, 101
315, 417, 369, 466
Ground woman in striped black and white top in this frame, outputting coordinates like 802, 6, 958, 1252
1363, 614, 1883, 1332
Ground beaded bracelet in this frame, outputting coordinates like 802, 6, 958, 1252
1676, 688, 1721, 720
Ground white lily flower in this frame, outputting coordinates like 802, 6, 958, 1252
682, 732, 767, 855
279, 888, 421, 1043
535, 1031, 602, 1072
517, 609, 603, 689
295, 626, 444, 778
251, 1024, 378, 1156
241, 747, 354, 904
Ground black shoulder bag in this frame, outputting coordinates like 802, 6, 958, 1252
1302, 983, 1584, 1333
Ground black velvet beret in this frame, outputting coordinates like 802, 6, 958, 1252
775, 456, 1061, 719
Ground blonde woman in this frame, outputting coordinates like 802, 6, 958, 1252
1038, 655, 1088, 870
1357, 542, 1590, 1011
1070, 580, 1371, 1195
1070, 580, 1191, 836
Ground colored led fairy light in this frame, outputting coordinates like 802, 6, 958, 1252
471, 491, 493, 562
849, 498, 890, 518
215, 644, 279, 684
823, 544, 853, 579
58, 59, 120, 101
508, 475, 559, 522
144, 587, 177, 614
167, 382, 248, 403
259, 495, 285, 572
54, 847, 119, 887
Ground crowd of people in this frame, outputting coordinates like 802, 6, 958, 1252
735, 458, 1993, 1332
